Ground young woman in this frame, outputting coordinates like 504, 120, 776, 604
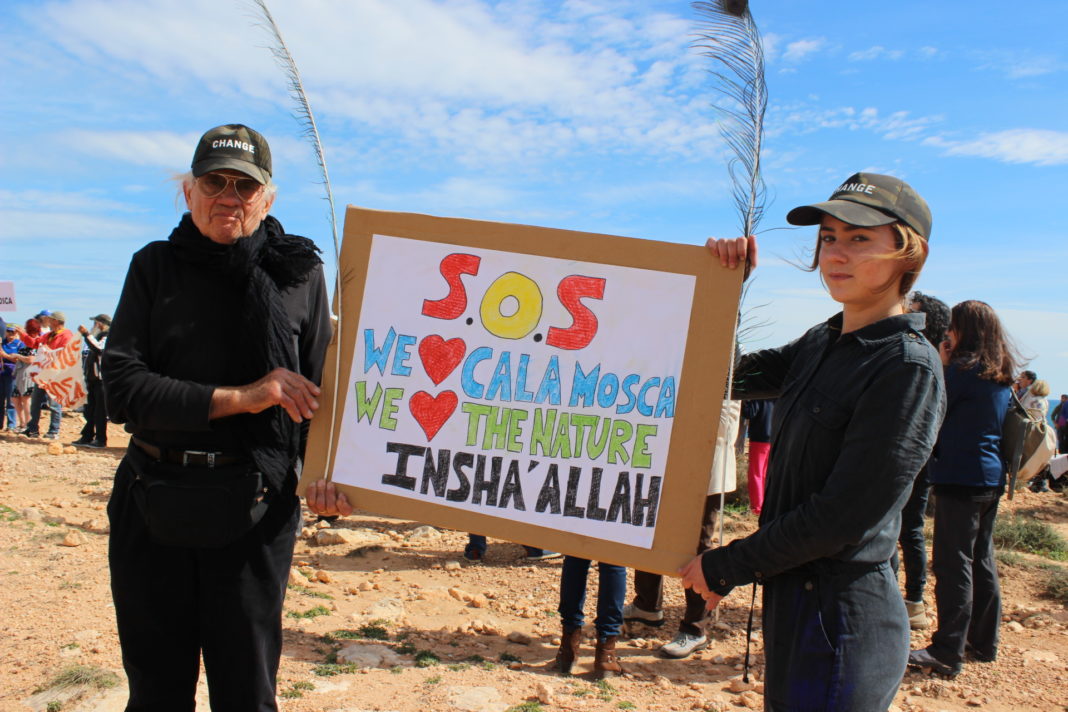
908, 300, 1018, 677
682, 173, 946, 710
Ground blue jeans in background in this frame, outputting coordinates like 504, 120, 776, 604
27, 388, 62, 436
558, 556, 626, 641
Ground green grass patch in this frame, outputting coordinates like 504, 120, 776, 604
415, 650, 441, 668
324, 624, 388, 641
446, 663, 470, 672
0, 504, 18, 522
498, 651, 521, 663
617, 702, 637, 710
58, 581, 83, 590
287, 583, 334, 600
425, 674, 442, 685
596, 679, 616, 701
463, 654, 485, 663
287, 605, 331, 619
279, 680, 315, 699
506, 703, 545, 712
47, 702, 62, 712
35, 665, 120, 693
993, 515, 1068, 559
1043, 567, 1068, 605
396, 641, 417, 655
312, 663, 358, 677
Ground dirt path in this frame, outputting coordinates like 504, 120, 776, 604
1, 417, 1066, 711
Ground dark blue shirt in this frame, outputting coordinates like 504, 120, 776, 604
927, 364, 1010, 488
702, 312, 945, 593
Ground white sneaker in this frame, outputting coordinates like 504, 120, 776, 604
659, 631, 708, 659
622, 602, 664, 627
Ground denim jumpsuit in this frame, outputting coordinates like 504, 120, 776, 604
701, 312, 945, 711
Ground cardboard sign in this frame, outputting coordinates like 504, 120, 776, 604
0, 282, 15, 312
301, 208, 742, 575
30, 337, 87, 408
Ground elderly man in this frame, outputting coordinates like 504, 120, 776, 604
103, 124, 334, 711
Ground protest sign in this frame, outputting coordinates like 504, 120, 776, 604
29, 337, 87, 408
301, 208, 742, 574
0, 282, 15, 312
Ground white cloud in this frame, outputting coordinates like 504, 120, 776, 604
63, 130, 196, 169
848, 45, 903, 62
925, 129, 1068, 166
978, 51, 1064, 79
770, 104, 942, 142
782, 38, 825, 63
25, 0, 723, 168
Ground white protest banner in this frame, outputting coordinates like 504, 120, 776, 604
29, 337, 87, 408
0, 282, 15, 312
302, 208, 742, 575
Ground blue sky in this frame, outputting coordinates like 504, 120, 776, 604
2, 0, 1066, 390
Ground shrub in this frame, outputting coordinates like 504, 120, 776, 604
993, 515, 1068, 558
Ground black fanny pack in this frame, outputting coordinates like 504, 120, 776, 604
129, 446, 269, 549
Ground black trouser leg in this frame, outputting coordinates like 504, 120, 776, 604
633, 494, 721, 635
898, 468, 930, 602
929, 487, 1001, 666
109, 449, 299, 712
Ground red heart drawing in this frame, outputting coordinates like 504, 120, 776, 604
419, 335, 466, 386
409, 390, 458, 441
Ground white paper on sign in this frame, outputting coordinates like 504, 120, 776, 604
0, 282, 15, 312
30, 338, 88, 409
332, 234, 696, 550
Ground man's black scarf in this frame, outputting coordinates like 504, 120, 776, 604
169, 212, 322, 491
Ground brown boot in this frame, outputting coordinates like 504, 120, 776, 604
593, 635, 624, 679
554, 627, 582, 674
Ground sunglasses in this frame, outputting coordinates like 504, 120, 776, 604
195, 173, 264, 201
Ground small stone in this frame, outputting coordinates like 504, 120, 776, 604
316, 519, 332, 529
21, 507, 43, 521
469, 594, 489, 608
358, 581, 374, 591
63, 446, 77, 454
655, 675, 672, 690
301, 527, 314, 539
1005, 621, 1025, 633
314, 569, 332, 583
408, 525, 441, 541
448, 587, 467, 600
444, 560, 461, 571
712, 654, 726, 665
966, 697, 986, 707
48, 442, 64, 455
445, 685, 504, 712
535, 681, 556, 705
60, 530, 87, 547
366, 597, 405, 620
336, 643, 403, 668
739, 690, 762, 709
288, 568, 304, 586
713, 621, 731, 632
728, 678, 754, 693
507, 631, 532, 645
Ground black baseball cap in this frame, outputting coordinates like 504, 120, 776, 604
191, 124, 272, 185
787, 172, 932, 239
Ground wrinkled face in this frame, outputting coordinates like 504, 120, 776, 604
183, 169, 275, 245
817, 215, 903, 308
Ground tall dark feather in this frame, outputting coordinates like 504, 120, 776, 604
691, 2, 768, 633
692, 0, 767, 238
247, 0, 344, 476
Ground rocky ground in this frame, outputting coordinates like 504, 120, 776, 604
1, 416, 1067, 712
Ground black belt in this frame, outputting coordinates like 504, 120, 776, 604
132, 437, 246, 469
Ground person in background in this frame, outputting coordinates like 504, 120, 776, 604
24, 310, 72, 440
1026, 379, 1050, 419
688, 172, 945, 709
741, 398, 773, 516
72, 314, 111, 448
909, 300, 1019, 678
1, 325, 24, 431
1015, 370, 1039, 409
895, 291, 951, 630
1052, 394, 1068, 454
624, 399, 741, 659
9, 318, 42, 433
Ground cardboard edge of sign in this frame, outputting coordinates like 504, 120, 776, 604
299, 206, 743, 577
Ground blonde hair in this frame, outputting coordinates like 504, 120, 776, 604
807, 221, 929, 297
1031, 379, 1051, 398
